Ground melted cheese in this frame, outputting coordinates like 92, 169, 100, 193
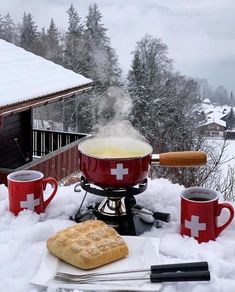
88, 147, 146, 158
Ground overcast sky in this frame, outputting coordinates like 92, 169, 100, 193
1, 0, 235, 92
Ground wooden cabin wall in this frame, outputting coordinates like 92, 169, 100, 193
0, 110, 32, 169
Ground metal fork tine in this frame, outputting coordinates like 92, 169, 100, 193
56, 268, 149, 280
54, 275, 149, 284
54, 261, 209, 282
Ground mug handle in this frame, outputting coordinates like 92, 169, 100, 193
216, 203, 234, 237
43, 177, 58, 209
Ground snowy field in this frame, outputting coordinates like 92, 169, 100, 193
1, 176, 235, 292
225, 139, 235, 167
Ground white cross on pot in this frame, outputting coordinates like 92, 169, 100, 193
111, 163, 129, 180
185, 215, 207, 237
20, 193, 40, 211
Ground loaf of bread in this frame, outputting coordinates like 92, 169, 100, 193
47, 220, 129, 269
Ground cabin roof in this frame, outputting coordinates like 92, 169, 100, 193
198, 118, 226, 128
0, 40, 93, 117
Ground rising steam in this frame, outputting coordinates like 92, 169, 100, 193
93, 86, 146, 141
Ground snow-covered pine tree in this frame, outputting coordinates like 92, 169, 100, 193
34, 20, 64, 130
61, 4, 86, 132
0, 13, 17, 43
230, 91, 235, 107
83, 3, 121, 90
83, 3, 108, 78
225, 107, 235, 130
36, 27, 47, 58
73, 3, 122, 132
127, 34, 173, 149
0, 14, 4, 38
156, 73, 200, 152
63, 4, 84, 73
45, 18, 62, 64
104, 46, 122, 88
19, 12, 39, 54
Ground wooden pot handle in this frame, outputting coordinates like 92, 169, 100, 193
152, 151, 207, 167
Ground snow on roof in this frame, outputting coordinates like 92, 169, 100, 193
207, 111, 227, 121
0, 40, 92, 108
202, 98, 210, 104
202, 103, 230, 120
200, 118, 226, 128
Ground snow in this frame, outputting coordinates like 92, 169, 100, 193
223, 139, 235, 173
0, 40, 92, 108
202, 99, 210, 104
201, 103, 230, 122
199, 102, 235, 172
1, 177, 235, 292
199, 118, 226, 128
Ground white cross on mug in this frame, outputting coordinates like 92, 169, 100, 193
20, 193, 40, 212
185, 215, 206, 237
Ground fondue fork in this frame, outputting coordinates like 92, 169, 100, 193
55, 271, 210, 284
54, 261, 209, 283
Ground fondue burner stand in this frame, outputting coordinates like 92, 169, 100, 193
72, 176, 170, 236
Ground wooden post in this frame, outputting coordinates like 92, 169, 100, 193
0, 116, 3, 129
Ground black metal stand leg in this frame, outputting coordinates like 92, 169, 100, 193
73, 209, 94, 222
117, 196, 136, 235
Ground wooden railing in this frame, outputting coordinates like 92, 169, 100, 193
0, 130, 89, 185
17, 139, 84, 182
33, 129, 88, 156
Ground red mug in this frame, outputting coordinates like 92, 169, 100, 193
181, 187, 234, 243
7, 170, 58, 215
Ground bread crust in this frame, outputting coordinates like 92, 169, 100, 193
47, 220, 129, 269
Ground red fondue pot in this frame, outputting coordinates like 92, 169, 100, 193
78, 137, 207, 188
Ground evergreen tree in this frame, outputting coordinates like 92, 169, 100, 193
63, 4, 84, 72
67, 4, 83, 36
0, 14, 4, 37
69, 3, 122, 132
35, 20, 63, 129
85, 3, 108, 45
0, 13, 17, 43
103, 45, 122, 88
225, 107, 235, 130
230, 91, 235, 107
128, 34, 200, 153
45, 18, 62, 63
157, 73, 200, 151
19, 12, 39, 54
62, 4, 86, 131
83, 3, 122, 90
37, 27, 47, 58
128, 34, 172, 147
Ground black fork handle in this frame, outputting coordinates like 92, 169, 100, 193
150, 270, 210, 283
151, 261, 209, 273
